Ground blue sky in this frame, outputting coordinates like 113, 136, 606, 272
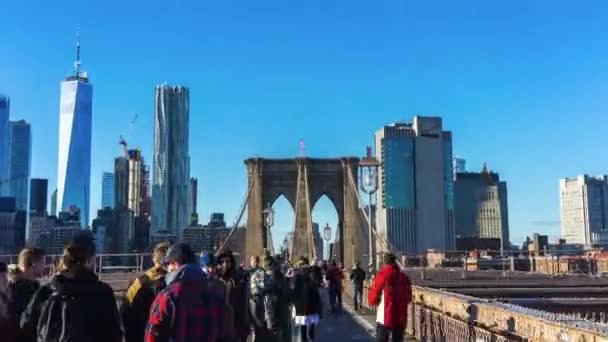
1, 1, 607, 250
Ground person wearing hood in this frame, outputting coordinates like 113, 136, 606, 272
217, 250, 249, 341
145, 243, 233, 342
0, 248, 43, 342
20, 233, 122, 342
122, 241, 170, 342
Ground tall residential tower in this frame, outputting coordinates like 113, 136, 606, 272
151, 85, 191, 238
56, 32, 92, 227
375, 116, 455, 255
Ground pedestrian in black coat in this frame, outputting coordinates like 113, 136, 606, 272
291, 257, 321, 342
0, 248, 44, 342
20, 235, 122, 342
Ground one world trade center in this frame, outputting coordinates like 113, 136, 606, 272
56, 31, 92, 227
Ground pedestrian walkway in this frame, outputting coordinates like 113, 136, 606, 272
342, 293, 417, 341
316, 309, 375, 341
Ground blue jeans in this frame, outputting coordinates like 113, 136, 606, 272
352, 285, 363, 310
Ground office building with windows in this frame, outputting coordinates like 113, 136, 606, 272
375, 116, 455, 255
101, 172, 114, 209
8, 120, 31, 212
30, 178, 48, 215
0, 95, 9, 196
560, 175, 608, 245
454, 165, 510, 248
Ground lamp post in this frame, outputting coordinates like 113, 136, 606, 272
359, 146, 379, 270
323, 223, 332, 261
262, 203, 275, 252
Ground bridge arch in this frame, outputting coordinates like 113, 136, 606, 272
311, 194, 340, 261
244, 157, 367, 267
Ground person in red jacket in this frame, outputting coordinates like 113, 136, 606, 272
368, 253, 412, 342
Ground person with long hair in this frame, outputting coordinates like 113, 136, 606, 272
20, 233, 122, 342
217, 250, 249, 341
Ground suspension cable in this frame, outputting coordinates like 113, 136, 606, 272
346, 169, 404, 268
215, 164, 257, 256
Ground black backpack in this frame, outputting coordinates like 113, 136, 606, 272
36, 291, 92, 342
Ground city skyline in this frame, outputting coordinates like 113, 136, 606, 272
1, 2, 608, 247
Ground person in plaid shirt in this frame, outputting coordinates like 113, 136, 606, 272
145, 243, 233, 342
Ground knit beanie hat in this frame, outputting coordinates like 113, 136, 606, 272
296, 256, 309, 268
262, 249, 274, 270
200, 252, 215, 267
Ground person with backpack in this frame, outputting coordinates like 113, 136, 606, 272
291, 257, 321, 342
350, 261, 367, 311
368, 253, 412, 342
0, 248, 44, 342
121, 241, 170, 342
20, 233, 122, 342
145, 243, 233, 342
249, 251, 289, 342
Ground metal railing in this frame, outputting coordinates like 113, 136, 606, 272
0, 253, 152, 275
342, 275, 608, 341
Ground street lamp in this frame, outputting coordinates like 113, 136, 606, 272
323, 223, 332, 261
262, 203, 275, 250
359, 146, 379, 269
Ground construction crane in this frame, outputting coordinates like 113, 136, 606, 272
118, 113, 139, 158
119, 135, 128, 157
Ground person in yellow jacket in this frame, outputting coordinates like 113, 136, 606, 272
121, 242, 170, 342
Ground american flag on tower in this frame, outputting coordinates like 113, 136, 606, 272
299, 139, 305, 156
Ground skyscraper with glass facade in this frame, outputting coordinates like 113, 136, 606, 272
30, 178, 48, 215
0, 95, 9, 196
152, 85, 191, 238
375, 116, 455, 255
101, 172, 114, 209
8, 120, 31, 212
56, 39, 93, 228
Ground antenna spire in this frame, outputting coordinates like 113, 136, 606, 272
74, 26, 81, 75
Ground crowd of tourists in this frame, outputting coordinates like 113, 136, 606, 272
0, 234, 412, 342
